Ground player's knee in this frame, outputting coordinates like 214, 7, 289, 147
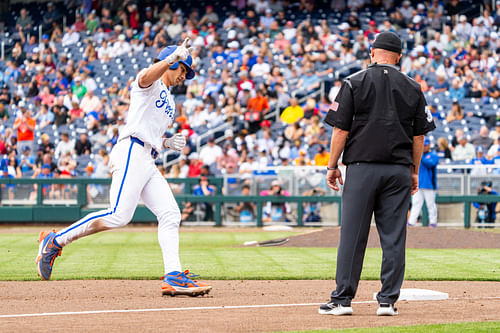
158, 208, 181, 227
110, 209, 135, 228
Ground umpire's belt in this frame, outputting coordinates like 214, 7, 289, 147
130, 136, 159, 159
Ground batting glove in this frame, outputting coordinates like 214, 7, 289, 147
163, 133, 186, 151
165, 38, 194, 65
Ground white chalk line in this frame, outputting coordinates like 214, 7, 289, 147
1, 297, 499, 319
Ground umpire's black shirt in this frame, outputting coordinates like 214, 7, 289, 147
325, 64, 435, 165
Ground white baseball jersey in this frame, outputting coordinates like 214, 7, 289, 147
119, 69, 176, 152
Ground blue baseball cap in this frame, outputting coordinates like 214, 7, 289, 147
424, 137, 430, 145
157, 46, 195, 80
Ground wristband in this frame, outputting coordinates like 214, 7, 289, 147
326, 165, 338, 170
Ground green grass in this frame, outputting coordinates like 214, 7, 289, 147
1, 231, 499, 281
280, 321, 500, 332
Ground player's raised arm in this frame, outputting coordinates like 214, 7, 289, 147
138, 38, 193, 88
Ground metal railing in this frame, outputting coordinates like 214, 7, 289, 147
0, 176, 498, 228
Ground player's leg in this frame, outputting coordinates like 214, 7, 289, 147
407, 190, 424, 226
423, 189, 438, 226
55, 141, 150, 246
141, 170, 211, 296
373, 164, 411, 311
36, 141, 151, 280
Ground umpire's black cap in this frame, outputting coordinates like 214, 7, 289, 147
372, 32, 402, 54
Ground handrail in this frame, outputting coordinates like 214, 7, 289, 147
0, 178, 497, 228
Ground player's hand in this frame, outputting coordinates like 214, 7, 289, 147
326, 169, 343, 192
163, 133, 186, 151
165, 38, 194, 65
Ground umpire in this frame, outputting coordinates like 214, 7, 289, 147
319, 32, 435, 316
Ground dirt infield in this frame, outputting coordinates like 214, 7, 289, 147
1, 280, 499, 332
1, 227, 499, 332
278, 226, 500, 248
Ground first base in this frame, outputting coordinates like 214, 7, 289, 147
373, 288, 449, 301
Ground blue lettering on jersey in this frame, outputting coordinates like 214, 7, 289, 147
155, 90, 175, 120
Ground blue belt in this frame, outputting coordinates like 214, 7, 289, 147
130, 136, 159, 159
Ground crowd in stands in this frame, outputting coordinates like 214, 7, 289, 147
0, 0, 500, 200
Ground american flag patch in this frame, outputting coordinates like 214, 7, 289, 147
330, 101, 339, 112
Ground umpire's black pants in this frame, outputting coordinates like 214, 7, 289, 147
330, 163, 411, 306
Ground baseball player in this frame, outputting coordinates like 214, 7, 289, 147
36, 39, 212, 296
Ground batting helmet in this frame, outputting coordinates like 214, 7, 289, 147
157, 46, 195, 80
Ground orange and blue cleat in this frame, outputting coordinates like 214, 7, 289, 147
161, 270, 212, 296
35, 230, 62, 280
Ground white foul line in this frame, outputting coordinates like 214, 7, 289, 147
1, 297, 499, 319
0, 301, 373, 319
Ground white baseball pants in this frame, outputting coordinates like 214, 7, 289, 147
54, 138, 182, 274
408, 189, 438, 226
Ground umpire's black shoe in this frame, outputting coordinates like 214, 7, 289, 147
318, 301, 353, 315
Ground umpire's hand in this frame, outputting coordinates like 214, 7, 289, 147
411, 173, 419, 195
326, 169, 343, 191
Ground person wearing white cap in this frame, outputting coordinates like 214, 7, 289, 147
111, 34, 131, 57
453, 15, 472, 42
227, 41, 242, 69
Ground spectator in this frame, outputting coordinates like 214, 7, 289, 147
61, 26, 79, 47
471, 125, 494, 152
0, 103, 9, 124
199, 136, 223, 166
30, 163, 56, 201
199, 5, 219, 26
314, 145, 330, 166
448, 78, 466, 101
262, 180, 291, 223
18, 146, 35, 176
16, 65, 31, 87
295, 69, 321, 97
13, 105, 35, 154
431, 72, 449, 93
246, 89, 270, 133
280, 97, 303, 124
250, 56, 271, 78
74, 133, 92, 156
36, 104, 54, 129
181, 176, 216, 221
37, 133, 54, 155
470, 146, 493, 175
0, 165, 15, 200
16, 8, 33, 33
217, 144, 239, 173
436, 137, 452, 160
187, 152, 203, 177
54, 132, 73, 159
51, 70, 69, 95
473, 181, 498, 228
445, 101, 464, 123
235, 184, 256, 223
80, 89, 102, 115
72, 76, 87, 99
452, 135, 476, 161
